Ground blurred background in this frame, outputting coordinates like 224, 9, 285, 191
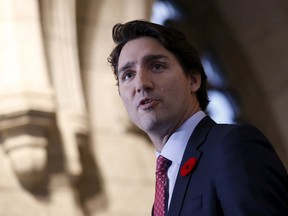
0, 0, 287, 215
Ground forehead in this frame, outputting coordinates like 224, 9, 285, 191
118, 37, 172, 67
122, 36, 165, 52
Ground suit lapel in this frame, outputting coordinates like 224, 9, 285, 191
168, 116, 215, 216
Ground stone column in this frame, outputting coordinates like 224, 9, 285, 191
0, 0, 55, 190
40, 0, 89, 179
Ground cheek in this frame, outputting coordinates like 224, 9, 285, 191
119, 85, 137, 109
119, 85, 128, 100
120, 96, 130, 108
157, 79, 172, 92
120, 94, 134, 113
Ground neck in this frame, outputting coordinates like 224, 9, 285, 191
148, 134, 170, 152
149, 107, 201, 152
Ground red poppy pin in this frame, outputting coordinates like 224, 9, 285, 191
180, 157, 197, 177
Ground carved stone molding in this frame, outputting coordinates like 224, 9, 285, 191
0, 109, 55, 191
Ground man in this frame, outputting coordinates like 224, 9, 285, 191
108, 20, 288, 216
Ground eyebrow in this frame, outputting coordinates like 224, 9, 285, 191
118, 54, 168, 75
142, 54, 168, 65
118, 61, 135, 75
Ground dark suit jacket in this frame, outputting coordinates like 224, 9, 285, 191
167, 116, 288, 216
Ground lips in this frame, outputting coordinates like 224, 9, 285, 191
138, 97, 159, 110
140, 98, 153, 105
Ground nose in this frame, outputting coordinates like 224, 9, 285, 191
135, 70, 153, 93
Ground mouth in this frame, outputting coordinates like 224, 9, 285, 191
138, 97, 159, 110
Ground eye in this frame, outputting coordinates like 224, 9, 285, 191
151, 62, 166, 71
121, 71, 135, 81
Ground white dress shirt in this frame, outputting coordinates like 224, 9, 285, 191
157, 111, 206, 208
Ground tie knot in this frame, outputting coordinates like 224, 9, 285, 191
156, 155, 172, 173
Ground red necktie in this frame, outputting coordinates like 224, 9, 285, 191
153, 155, 172, 216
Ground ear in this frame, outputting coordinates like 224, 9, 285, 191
189, 73, 201, 93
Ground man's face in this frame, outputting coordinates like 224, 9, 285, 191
117, 37, 201, 137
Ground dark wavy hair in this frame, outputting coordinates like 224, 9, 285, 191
108, 20, 209, 111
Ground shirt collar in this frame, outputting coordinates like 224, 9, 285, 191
157, 111, 206, 164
